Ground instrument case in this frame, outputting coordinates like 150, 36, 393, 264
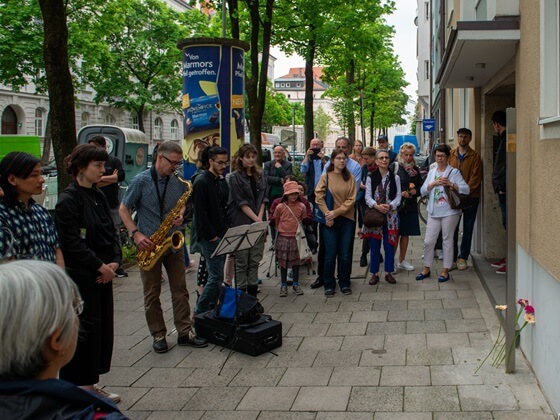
194, 311, 282, 356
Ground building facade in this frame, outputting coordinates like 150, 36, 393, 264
424, 0, 560, 411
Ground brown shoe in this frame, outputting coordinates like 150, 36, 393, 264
368, 274, 379, 285
385, 273, 396, 284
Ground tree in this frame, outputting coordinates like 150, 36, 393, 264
37, 0, 77, 191
79, 0, 215, 133
314, 106, 331, 141
262, 83, 304, 131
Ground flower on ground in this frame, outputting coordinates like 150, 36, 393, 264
476, 298, 536, 373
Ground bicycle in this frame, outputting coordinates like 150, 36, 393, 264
417, 195, 428, 225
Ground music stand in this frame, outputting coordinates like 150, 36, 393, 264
211, 222, 269, 373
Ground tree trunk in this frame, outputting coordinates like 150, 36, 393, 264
303, 32, 316, 149
41, 114, 52, 165
38, 0, 77, 193
346, 61, 355, 143
137, 104, 146, 133
227, 0, 240, 39
369, 107, 375, 147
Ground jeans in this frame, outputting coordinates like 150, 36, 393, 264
453, 198, 480, 261
196, 238, 225, 314
369, 224, 395, 274
498, 193, 507, 230
322, 216, 354, 291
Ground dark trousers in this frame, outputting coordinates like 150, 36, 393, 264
60, 274, 114, 386
453, 199, 480, 261
498, 193, 507, 230
196, 238, 226, 314
322, 216, 354, 291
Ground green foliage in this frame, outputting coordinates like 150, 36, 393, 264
314, 106, 331, 141
121, 244, 137, 265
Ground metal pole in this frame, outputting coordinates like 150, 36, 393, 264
505, 107, 517, 373
292, 105, 296, 153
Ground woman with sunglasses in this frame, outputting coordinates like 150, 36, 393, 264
0, 151, 63, 265
315, 148, 356, 297
416, 144, 469, 283
363, 149, 401, 285
55, 144, 122, 403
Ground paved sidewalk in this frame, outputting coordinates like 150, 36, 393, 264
104, 233, 555, 419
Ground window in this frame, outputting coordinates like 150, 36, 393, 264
154, 117, 163, 140
475, 0, 487, 21
425, 1, 429, 20
170, 119, 179, 140
81, 112, 89, 128
105, 114, 115, 124
424, 60, 429, 80
34, 108, 44, 137
539, 0, 560, 139
275, 83, 279, 88
131, 113, 139, 130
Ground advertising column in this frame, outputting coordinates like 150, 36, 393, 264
177, 37, 249, 179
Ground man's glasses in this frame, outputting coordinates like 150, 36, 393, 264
162, 155, 183, 166
377, 156, 389, 160
213, 160, 230, 166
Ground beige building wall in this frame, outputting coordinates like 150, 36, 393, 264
516, 1, 560, 281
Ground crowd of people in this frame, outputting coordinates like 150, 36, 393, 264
0, 111, 507, 411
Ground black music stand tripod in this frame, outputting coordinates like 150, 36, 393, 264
211, 222, 270, 373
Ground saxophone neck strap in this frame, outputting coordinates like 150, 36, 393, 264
151, 165, 170, 222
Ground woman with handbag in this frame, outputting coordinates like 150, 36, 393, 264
315, 148, 356, 297
393, 143, 424, 271
416, 144, 469, 283
363, 149, 401, 285
271, 181, 312, 297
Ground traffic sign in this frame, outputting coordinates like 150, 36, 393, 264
423, 119, 436, 132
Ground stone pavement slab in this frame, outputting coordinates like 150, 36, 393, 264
107, 234, 554, 418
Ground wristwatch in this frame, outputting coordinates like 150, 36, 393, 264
130, 228, 139, 237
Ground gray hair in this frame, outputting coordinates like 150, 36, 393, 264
0, 261, 81, 381
376, 148, 389, 158
157, 140, 183, 156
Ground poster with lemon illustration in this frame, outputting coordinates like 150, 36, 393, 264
178, 38, 249, 180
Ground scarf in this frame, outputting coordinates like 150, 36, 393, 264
397, 157, 418, 178
362, 174, 398, 246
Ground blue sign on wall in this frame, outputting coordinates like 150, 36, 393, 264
423, 119, 436, 132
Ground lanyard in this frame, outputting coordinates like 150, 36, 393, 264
151, 166, 170, 221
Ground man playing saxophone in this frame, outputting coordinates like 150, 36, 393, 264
119, 141, 207, 353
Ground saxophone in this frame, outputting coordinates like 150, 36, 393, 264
137, 172, 192, 271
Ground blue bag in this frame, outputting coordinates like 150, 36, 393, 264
214, 285, 262, 323
313, 175, 334, 224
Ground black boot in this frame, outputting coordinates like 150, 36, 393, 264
246, 284, 259, 297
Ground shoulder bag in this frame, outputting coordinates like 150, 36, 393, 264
362, 176, 387, 228
444, 168, 476, 210
313, 174, 334, 224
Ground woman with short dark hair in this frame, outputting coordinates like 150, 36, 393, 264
55, 143, 122, 403
0, 151, 62, 265
416, 144, 469, 283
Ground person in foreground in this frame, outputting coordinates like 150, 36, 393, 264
0, 260, 127, 419
416, 144, 469, 283
55, 144, 122, 403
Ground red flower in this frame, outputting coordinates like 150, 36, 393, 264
517, 298, 529, 307
524, 305, 535, 314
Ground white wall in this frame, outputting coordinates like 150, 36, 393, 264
517, 245, 560, 414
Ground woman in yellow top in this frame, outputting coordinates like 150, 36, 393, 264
315, 148, 356, 297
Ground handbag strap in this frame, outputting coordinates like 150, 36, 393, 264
283, 203, 305, 236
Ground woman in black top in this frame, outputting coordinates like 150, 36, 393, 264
392, 143, 424, 272
55, 144, 121, 403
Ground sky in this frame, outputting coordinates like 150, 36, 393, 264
270, 1, 418, 101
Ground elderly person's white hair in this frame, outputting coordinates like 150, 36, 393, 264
0, 260, 81, 381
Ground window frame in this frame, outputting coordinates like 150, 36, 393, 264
34, 108, 44, 137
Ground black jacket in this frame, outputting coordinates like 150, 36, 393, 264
192, 170, 229, 241
263, 159, 292, 198
55, 183, 121, 276
392, 162, 424, 213
492, 130, 506, 193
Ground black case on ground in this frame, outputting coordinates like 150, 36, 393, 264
194, 311, 282, 356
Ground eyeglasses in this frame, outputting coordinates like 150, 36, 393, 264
377, 156, 389, 160
213, 160, 230, 166
73, 298, 85, 316
334, 157, 347, 161
162, 155, 183, 166
435, 154, 447, 159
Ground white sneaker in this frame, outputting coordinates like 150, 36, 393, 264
93, 385, 121, 404
397, 260, 414, 271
